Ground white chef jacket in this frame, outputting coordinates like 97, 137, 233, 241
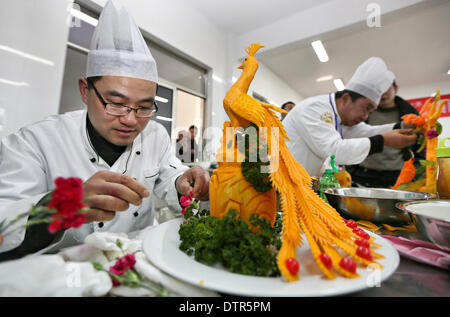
0, 110, 187, 253
283, 93, 396, 176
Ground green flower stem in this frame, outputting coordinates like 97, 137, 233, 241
4, 212, 30, 229
110, 239, 169, 296
25, 218, 51, 227
0, 192, 54, 234
140, 282, 169, 297
94, 264, 168, 297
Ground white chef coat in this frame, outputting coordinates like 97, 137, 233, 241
283, 94, 396, 177
0, 110, 187, 254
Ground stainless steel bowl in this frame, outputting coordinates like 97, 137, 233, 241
323, 187, 434, 225
396, 200, 450, 251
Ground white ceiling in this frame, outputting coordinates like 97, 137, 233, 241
187, 0, 333, 34
187, 0, 450, 99
258, 0, 450, 98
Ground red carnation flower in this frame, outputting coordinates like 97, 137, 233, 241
109, 254, 136, 275
48, 177, 86, 213
47, 177, 89, 234
109, 260, 126, 276
112, 279, 121, 287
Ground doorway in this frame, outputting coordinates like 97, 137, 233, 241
174, 90, 205, 163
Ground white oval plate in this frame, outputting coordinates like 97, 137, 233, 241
143, 218, 399, 297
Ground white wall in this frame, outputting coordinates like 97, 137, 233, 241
249, 62, 302, 106
398, 80, 450, 100
226, 35, 302, 117
0, 0, 72, 139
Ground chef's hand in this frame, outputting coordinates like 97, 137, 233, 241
382, 129, 417, 148
82, 171, 150, 223
403, 122, 415, 130
176, 166, 210, 201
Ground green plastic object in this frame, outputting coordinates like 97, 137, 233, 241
330, 154, 339, 173
319, 162, 341, 203
436, 137, 450, 157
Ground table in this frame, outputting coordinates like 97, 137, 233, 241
156, 201, 449, 297
349, 229, 450, 296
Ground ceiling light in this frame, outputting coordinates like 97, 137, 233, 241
311, 40, 329, 63
155, 116, 172, 122
447, 69, 450, 75
0, 45, 54, 66
269, 100, 279, 107
0, 78, 30, 87
333, 78, 345, 91
212, 74, 223, 84
316, 75, 333, 82
70, 7, 98, 27
155, 96, 168, 103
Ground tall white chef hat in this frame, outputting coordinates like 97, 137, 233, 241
345, 57, 394, 106
86, 0, 158, 83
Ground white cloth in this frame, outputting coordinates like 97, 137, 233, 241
0, 254, 112, 297
346, 57, 395, 105
0, 230, 218, 297
86, 0, 158, 83
283, 94, 395, 176
0, 110, 187, 254
59, 231, 219, 297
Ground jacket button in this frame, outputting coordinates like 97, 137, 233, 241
98, 222, 104, 228
136, 151, 141, 155
90, 158, 96, 163
133, 211, 139, 217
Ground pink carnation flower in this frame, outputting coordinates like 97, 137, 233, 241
180, 195, 192, 207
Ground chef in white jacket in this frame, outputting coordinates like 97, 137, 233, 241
283, 57, 417, 177
0, 0, 209, 257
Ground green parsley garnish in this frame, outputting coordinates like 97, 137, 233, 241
178, 209, 282, 277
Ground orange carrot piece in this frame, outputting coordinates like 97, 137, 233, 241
392, 158, 416, 189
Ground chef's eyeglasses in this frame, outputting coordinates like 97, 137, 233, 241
87, 79, 158, 118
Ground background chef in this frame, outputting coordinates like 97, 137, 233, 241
0, 0, 209, 258
283, 57, 418, 177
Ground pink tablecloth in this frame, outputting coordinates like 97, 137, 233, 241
381, 235, 450, 270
